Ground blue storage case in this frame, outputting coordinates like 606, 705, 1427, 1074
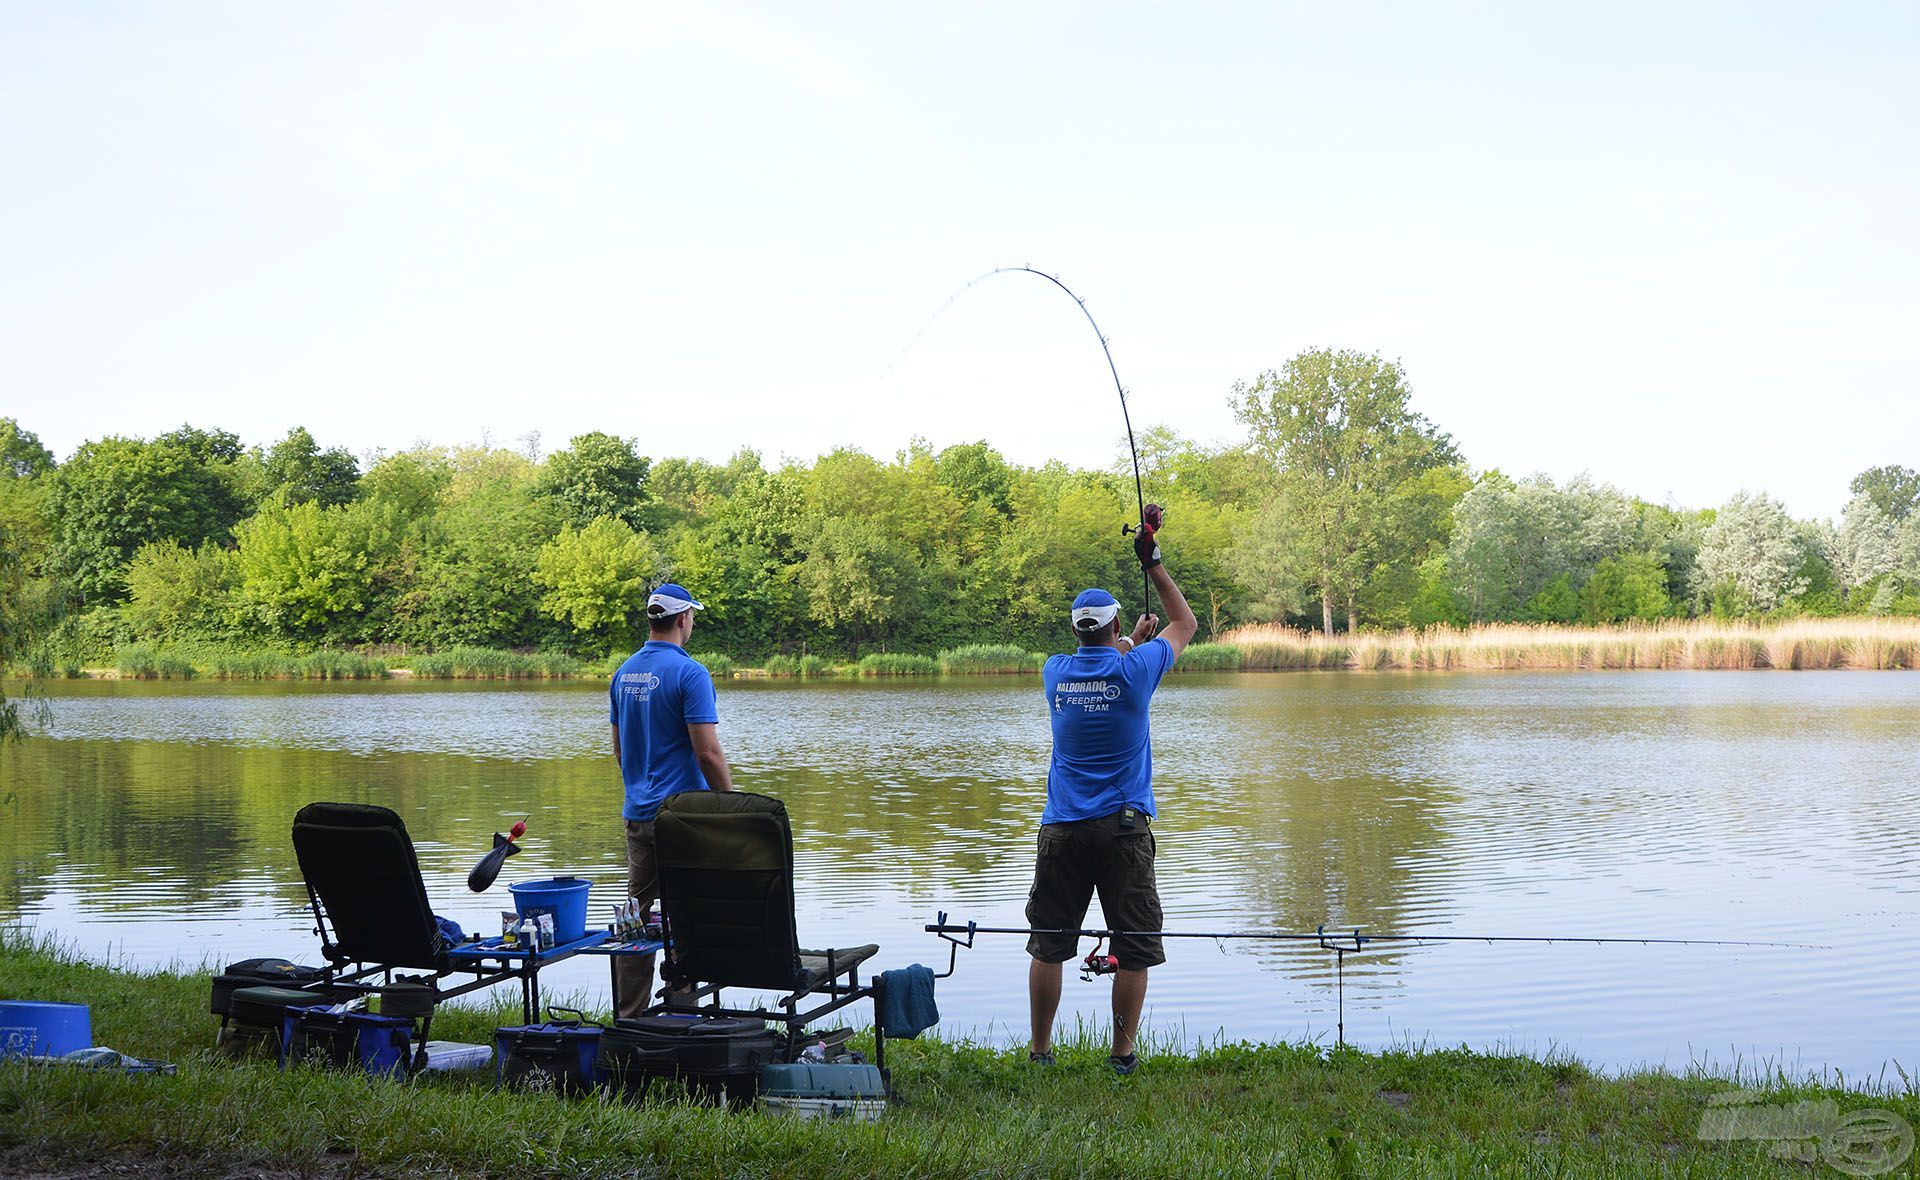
495, 1021, 603, 1095
282, 1005, 415, 1078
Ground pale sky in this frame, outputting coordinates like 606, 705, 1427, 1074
4, 2, 1915, 519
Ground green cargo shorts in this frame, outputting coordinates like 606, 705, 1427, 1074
1024, 810, 1165, 970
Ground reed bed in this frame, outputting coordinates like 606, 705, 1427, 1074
111, 644, 196, 679
855, 652, 940, 677
1171, 642, 1243, 671
406, 646, 580, 679
938, 643, 1046, 675
1218, 617, 1920, 672
691, 652, 736, 678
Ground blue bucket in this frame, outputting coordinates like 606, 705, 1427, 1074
0, 1001, 92, 1058
508, 877, 591, 944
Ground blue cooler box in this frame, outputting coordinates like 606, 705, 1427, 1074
282, 1005, 415, 1078
0, 1001, 92, 1058
495, 1021, 603, 1095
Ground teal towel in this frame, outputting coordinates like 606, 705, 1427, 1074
877, 965, 939, 1039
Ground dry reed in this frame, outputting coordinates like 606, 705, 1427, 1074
1217, 617, 1920, 672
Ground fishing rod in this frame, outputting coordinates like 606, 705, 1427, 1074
924, 914, 1829, 1047
923, 920, 1826, 951
894, 267, 1155, 618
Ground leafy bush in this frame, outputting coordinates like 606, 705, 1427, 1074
692, 652, 735, 678
795, 654, 829, 679
762, 655, 799, 678
856, 652, 938, 677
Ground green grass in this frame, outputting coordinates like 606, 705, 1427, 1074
405, 647, 580, 680
2, 937, 1912, 1179
1172, 642, 1243, 671
855, 652, 939, 677
937, 643, 1045, 675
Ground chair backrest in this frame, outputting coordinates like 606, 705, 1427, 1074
292, 802, 442, 970
655, 790, 805, 993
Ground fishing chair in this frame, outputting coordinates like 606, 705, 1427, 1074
291, 802, 523, 1064
652, 790, 887, 1071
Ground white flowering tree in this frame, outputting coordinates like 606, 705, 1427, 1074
1691, 492, 1810, 614
1817, 493, 1900, 609
1445, 472, 1637, 621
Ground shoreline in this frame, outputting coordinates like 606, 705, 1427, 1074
34, 618, 1920, 682
1, 939, 1913, 1178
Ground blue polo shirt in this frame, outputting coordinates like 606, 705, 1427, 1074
609, 640, 720, 822
1040, 637, 1177, 824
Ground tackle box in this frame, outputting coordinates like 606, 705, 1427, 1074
217, 984, 338, 1059
596, 1013, 784, 1105
209, 958, 328, 1016
281, 1005, 415, 1078
760, 1062, 889, 1120
495, 1018, 604, 1095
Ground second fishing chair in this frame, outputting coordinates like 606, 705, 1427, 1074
649, 790, 887, 1071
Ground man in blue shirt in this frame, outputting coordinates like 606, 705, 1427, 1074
1027, 505, 1196, 1075
609, 583, 734, 1017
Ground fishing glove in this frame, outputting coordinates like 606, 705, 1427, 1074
1133, 503, 1163, 569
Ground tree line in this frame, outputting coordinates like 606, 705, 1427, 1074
2, 349, 1918, 674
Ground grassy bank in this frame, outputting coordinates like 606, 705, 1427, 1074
1, 939, 1910, 1178
1222, 617, 1920, 672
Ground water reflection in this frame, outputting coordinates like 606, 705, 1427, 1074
4, 672, 1917, 1077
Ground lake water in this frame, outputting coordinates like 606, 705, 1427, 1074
4, 672, 1915, 1080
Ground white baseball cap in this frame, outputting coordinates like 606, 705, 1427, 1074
646, 583, 705, 619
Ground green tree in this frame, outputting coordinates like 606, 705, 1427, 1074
799, 516, 923, 654
1577, 552, 1672, 623
1849, 465, 1920, 522
261, 426, 360, 507
1521, 574, 1579, 623
0, 419, 55, 480
46, 433, 249, 602
360, 449, 453, 523
538, 432, 651, 528
935, 441, 1014, 516
0, 516, 53, 742
229, 494, 395, 642
1230, 350, 1457, 633
533, 516, 662, 653
122, 540, 236, 640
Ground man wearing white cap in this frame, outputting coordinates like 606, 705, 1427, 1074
1026, 504, 1196, 1075
608, 582, 734, 1016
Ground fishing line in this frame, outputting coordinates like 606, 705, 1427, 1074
887, 266, 1154, 617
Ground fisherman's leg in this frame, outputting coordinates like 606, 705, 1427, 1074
613, 819, 658, 1020
1096, 821, 1164, 1060
1110, 967, 1148, 1058
1027, 958, 1064, 1056
1025, 822, 1093, 1057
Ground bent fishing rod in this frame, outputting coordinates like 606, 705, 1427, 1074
900, 266, 1156, 617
